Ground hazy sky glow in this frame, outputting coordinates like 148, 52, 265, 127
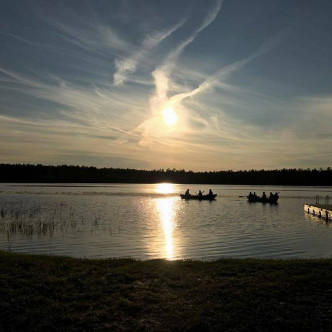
1, 0, 331, 170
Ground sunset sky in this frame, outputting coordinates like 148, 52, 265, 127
1, 0, 331, 170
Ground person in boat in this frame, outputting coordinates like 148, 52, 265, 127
198, 190, 203, 197
253, 192, 257, 198
185, 189, 190, 196
269, 192, 274, 199
248, 192, 253, 198
262, 192, 267, 200
209, 189, 213, 196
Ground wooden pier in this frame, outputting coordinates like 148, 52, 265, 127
304, 195, 331, 221
304, 202, 331, 222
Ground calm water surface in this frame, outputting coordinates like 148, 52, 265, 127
0, 183, 332, 259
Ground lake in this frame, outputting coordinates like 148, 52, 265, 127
0, 183, 332, 260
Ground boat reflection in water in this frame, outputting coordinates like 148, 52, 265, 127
154, 183, 178, 260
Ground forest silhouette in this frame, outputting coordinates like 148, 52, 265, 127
0, 164, 331, 185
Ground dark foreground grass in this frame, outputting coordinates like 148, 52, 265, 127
0, 251, 332, 331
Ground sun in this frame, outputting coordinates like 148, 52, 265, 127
162, 107, 178, 127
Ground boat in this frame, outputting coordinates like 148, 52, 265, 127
180, 194, 217, 201
247, 194, 279, 204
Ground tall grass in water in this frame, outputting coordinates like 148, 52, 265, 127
0, 200, 79, 239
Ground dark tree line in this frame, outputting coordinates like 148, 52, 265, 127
0, 164, 331, 185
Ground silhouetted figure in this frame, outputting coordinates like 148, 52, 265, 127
248, 192, 253, 198
253, 192, 257, 197
198, 190, 203, 197
209, 189, 213, 195
269, 192, 274, 199
185, 189, 190, 196
262, 192, 267, 200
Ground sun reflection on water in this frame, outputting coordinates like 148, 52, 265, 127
155, 183, 176, 194
155, 198, 176, 259
154, 183, 177, 259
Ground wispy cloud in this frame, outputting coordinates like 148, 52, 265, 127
151, 0, 224, 107
31, 1, 134, 59
168, 36, 283, 106
113, 19, 186, 86
140, 1, 281, 144
134, 20, 288, 164
164, 0, 224, 67
0, 66, 145, 137
134, 0, 226, 148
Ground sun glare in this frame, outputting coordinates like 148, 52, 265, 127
162, 107, 178, 127
155, 183, 176, 194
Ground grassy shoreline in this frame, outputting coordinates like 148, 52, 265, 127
1, 251, 332, 331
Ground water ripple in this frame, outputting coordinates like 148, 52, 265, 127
1, 183, 332, 259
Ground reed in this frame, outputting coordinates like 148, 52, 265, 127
0, 200, 92, 239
